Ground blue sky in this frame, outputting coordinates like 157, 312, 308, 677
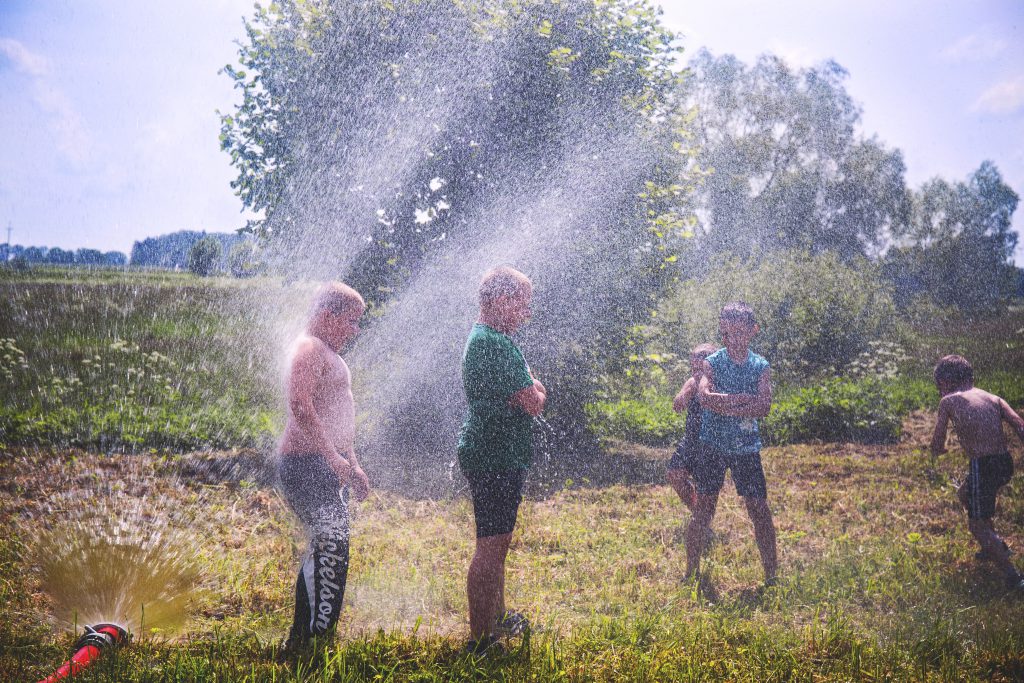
1, 0, 1023, 260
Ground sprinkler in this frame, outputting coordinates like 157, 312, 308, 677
38, 623, 130, 683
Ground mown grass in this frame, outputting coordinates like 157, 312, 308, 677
2, 427, 1024, 680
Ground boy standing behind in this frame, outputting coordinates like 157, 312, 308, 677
690, 302, 778, 588
667, 343, 718, 511
930, 354, 1024, 590
277, 282, 371, 653
458, 266, 546, 655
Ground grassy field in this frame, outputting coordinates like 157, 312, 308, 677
3, 427, 1024, 681
2, 267, 1024, 680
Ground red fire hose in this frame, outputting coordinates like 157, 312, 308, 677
38, 623, 130, 683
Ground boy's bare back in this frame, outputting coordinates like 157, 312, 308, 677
932, 387, 1023, 459
279, 334, 356, 458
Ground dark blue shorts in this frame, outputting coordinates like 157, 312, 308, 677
965, 452, 1013, 520
464, 468, 525, 538
668, 441, 701, 472
691, 445, 767, 498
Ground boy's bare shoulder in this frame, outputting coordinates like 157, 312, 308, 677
289, 335, 331, 367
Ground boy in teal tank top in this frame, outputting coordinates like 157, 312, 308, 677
688, 302, 779, 589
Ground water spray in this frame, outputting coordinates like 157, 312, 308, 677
37, 623, 130, 683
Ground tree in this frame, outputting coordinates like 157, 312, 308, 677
187, 236, 223, 276
680, 50, 912, 264
103, 251, 128, 267
75, 248, 105, 266
884, 161, 1019, 311
220, 0, 697, 485
46, 247, 74, 264
228, 240, 261, 277
22, 246, 47, 263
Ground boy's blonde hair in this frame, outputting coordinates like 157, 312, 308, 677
478, 266, 531, 307
311, 281, 365, 317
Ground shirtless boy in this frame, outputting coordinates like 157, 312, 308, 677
458, 266, 546, 655
930, 354, 1024, 590
278, 282, 371, 652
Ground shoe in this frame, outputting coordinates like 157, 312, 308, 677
976, 540, 1012, 562
494, 610, 530, 637
460, 635, 506, 658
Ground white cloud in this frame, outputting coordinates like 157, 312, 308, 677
0, 37, 49, 76
1, 37, 93, 166
941, 32, 1007, 64
972, 76, 1024, 116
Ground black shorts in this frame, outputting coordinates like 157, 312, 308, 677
464, 468, 525, 538
690, 446, 767, 498
668, 441, 700, 472
965, 452, 1013, 520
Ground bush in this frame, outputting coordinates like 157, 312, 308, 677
648, 251, 900, 381
763, 377, 903, 445
585, 388, 681, 446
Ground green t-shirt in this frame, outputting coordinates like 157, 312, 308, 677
457, 323, 535, 472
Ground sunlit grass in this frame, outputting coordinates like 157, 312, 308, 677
3, 435, 1023, 680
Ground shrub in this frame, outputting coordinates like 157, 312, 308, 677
585, 387, 681, 446
648, 251, 900, 381
763, 377, 903, 445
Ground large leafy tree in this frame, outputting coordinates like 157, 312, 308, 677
680, 50, 912, 263
220, 0, 696, 486
884, 161, 1019, 311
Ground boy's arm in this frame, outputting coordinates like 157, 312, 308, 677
510, 376, 546, 417
288, 345, 353, 481
673, 377, 697, 413
699, 363, 772, 418
999, 398, 1024, 445
344, 447, 370, 501
930, 400, 950, 456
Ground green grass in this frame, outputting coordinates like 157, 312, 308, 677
0, 267, 307, 450
3, 268, 1024, 680
2, 437, 1024, 681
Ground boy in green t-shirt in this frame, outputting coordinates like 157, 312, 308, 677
458, 266, 547, 655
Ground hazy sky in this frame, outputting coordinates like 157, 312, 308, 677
1, 1, 1022, 260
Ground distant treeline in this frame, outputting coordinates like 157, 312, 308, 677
1, 244, 127, 267
1, 231, 250, 271
129, 231, 245, 270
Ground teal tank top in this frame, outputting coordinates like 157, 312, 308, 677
699, 348, 769, 454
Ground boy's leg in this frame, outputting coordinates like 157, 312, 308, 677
685, 446, 726, 579
685, 492, 720, 578
468, 532, 513, 639
968, 518, 1017, 579
465, 469, 524, 641
279, 456, 350, 648
667, 468, 697, 511
744, 497, 778, 583
964, 454, 1018, 582
288, 503, 351, 644
732, 452, 778, 583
